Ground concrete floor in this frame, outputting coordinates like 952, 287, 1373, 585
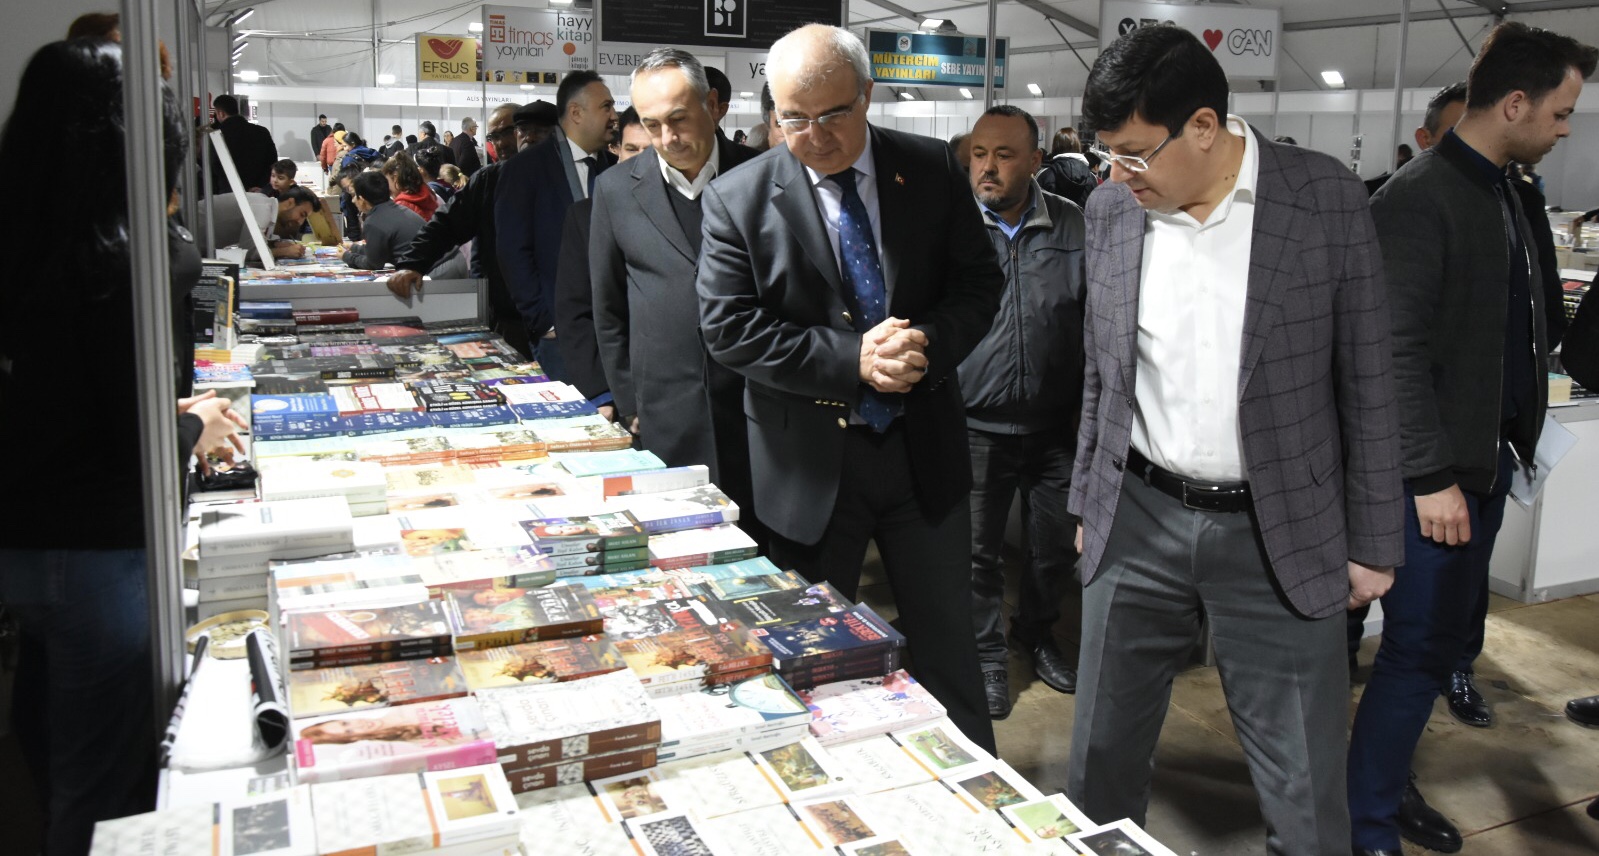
858, 556, 1599, 855
4, 558, 1596, 855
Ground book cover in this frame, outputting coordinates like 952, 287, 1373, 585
944, 760, 1045, 810
662, 557, 783, 584
623, 812, 717, 856
474, 670, 661, 768
333, 411, 431, 436
502, 745, 659, 795
600, 597, 728, 641
251, 414, 344, 441
652, 750, 787, 820
720, 581, 851, 628
615, 624, 772, 688
749, 737, 849, 802
791, 795, 886, 848
411, 380, 504, 412
796, 669, 946, 745
286, 657, 468, 719
428, 406, 520, 429
88, 806, 214, 856
647, 525, 759, 570
239, 300, 294, 319
330, 383, 422, 417
998, 794, 1095, 845
445, 583, 604, 651
415, 545, 558, 594
291, 697, 499, 784
596, 465, 710, 498
824, 734, 936, 794
654, 673, 811, 749
1065, 819, 1179, 856
512, 783, 635, 854
286, 600, 452, 663
752, 605, 906, 664
521, 511, 648, 556
774, 648, 904, 692
309, 765, 519, 853
258, 459, 387, 505
550, 448, 667, 477
252, 392, 338, 419
477, 374, 551, 387
691, 571, 810, 602
217, 786, 318, 856
620, 486, 740, 535
585, 578, 695, 610
198, 497, 354, 559
293, 307, 359, 324
700, 804, 824, 856
527, 417, 635, 452
457, 636, 626, 691
858, 782, 982, 854
888, 718, 993, 779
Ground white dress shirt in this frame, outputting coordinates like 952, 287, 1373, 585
566, 134, 596, 199
659, 137, 720, 200
804, 137, 888, 301
1130, 115, 1260, 482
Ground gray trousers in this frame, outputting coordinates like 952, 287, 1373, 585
1068, 471, 1351, 856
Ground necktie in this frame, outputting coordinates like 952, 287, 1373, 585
580, 155, 598, 198
829, 167, 901, 432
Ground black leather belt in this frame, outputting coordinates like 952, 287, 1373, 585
1126, 448, 1252, 513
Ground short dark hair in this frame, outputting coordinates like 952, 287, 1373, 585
271, 158, 296, 178
760, 83, 775, 122
1082, 24, 1229, 136
335, 165, 364, 189
352, 171, 390, 205
1423, 81, 1468, 135
334, 122, 345, 132
1273, 135, 1299, 145
704, 66, 732, 106
1467, 22, 1597, 110
279, 184, 320, 211
318, 113, 327, 120
413, 147, 444, 180
212, 94, 239, 116
392, 124, 402, 134
344, 132, 364, 148
617, 106, 642, 133
405, 134, 417, 145
1396, 143, 1414, 157
557, 70, 603, 117
1050, 127, 1081, 156
981, 105, 1038, 148
419, 120, 436, 137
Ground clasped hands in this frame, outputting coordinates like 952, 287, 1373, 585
858, 317, 928, 393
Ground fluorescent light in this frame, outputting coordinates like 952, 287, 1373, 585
468, 21, 483, 32
899, 91, 915, 100
232, 31, 248, 43
377, 73, 397, 85
222, 7, 254, 27
959, 88, 972, 99
739, 91, 754, 98
237, 69, 260, 82
1321, 70, 1344, 87
233, 41, 248, 53
549, 0, 573, 5
520, 84, 538, 91
921, 18, 943, 28
1026, 82, 1043, 96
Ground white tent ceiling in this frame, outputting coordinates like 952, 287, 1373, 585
218, 0, 1599, 98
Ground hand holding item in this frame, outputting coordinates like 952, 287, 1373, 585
386, 269, 423, 300
189, 396, 247, 474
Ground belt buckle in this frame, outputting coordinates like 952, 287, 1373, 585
1182, 482, 1229, 512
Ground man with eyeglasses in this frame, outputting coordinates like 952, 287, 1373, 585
1068, 25, 1403, 853
387, 103, 531, 358
697, 24, 1003, 754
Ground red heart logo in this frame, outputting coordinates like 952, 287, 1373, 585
429, 38, 464, 59
1202, 29, 1224, 51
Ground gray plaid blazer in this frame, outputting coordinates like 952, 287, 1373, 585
1067, 130, 1406, 619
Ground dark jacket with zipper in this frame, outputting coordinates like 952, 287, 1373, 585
1372, 131, 1546, 495
958, 182, 1087, 436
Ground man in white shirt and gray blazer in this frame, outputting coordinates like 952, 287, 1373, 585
1067, 26, 1405, 854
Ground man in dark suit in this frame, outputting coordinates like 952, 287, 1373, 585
495, 70, 616, 382
209, 94, 277, 194
310, 114, 331, 161
591, 49, 760, 530
1067, 27, 1404, 853
697, 25, 1001, 752
450, 117, 483, 177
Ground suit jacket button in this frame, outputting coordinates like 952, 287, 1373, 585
837, 417, 848, 429
1126, 397, 1135, 408
842, 311, 852, 323
1113, 458, 1124, 471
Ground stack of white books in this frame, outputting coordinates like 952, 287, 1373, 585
652, 672, 813, 763
195, 497, 354, 618
91, 785, 317, 856
257, 457, 389, 516
475, 669, 662, 794
311, 764, 522, 855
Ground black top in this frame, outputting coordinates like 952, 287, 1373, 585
665, 178, 705, 258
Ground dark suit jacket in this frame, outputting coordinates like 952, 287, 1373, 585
210, 115, 278, 194
450, 133, 484, 177
494, 128, 615, 341
1068, 130, 1405, 619
555, 198, 606, 399
310, 124, 331, 159
590, 143, 759, 473
697, 126, 1003, 545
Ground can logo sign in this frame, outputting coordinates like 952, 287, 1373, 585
489, 14, 506, 43
705, 0, 745, 38
429, 38, 465, 59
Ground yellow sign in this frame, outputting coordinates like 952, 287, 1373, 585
418, 33, 478, 82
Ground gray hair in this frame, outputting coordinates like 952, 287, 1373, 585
769, 25, 870, 96
461, 117, 477, 131
633, 48, 711, 102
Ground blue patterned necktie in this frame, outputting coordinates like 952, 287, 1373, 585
829, 167, 901, 432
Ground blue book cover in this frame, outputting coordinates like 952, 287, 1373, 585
509, 400, 597, 421
478, 375, 551, 387
237, 300, 293, 319
551, 449, 666, 478
252, 414, 343, 440
429, 406, 520, 429
336, 411, 431, 436
752, 605, 906, 662
252, 393, 338, 418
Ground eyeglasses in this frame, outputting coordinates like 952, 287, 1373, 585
776, 99, 861, 135
1090, 132, 1178, 173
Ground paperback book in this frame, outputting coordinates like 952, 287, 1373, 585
501, 745, 659, 795
614, 623, 773, 695
620, 485, 740, 535
718, 581, 851, 628
291, 697, 499, 784
474, 670, 661, 768
285, 599, 452, 668
309, 765, 520, 853
520, 511, 649, 556
795, 669, 947, 745
456, 636, 626, 691
444, 583, 604, 651
647, 525, 760, 570
286, 657, 468, 719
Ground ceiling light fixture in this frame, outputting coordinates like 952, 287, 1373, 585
899, 91, 915, 100
377, 73, 397, 86
232, 41, 248, 54
739, 91, 754, 98
468, 22, 483, 32
237, 69, 260, 82
1026, 82, 1043, 96
1321, 70, 1345, 87
959, 88, 972, 99
222, 7, 255, 28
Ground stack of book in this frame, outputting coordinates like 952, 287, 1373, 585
519, 511, 651, 576
442, 582, 604, 652
747, 604, 908, 691
651, 672, 812, 763
285, 599, 453, 670
646, 524, 760, 570
91, 785, 318, 856
497, 380, 597, 420
620, 485, 740, 535
290, 696, 499, 783
257, 458, 388, 516
194, 497, 354, 618
309, 764, 522, 855
795, 669, 947, 745
474, 669, 662, 793
612, 621, 773, 697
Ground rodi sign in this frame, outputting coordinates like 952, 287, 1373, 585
482, 4, 595, 75
1099, 0, 1280, 80
417, 33, 478, 81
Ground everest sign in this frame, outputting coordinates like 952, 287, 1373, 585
1099, 0, 1280, 80
418, 34, 478, 81
482, 4, 595, 76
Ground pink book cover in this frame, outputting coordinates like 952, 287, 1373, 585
292, 697, 498, 783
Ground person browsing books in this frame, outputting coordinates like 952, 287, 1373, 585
341, 171, 424, 271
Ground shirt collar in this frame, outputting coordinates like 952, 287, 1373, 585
659, 136, 721, 200
1150, 114, 1258, 229
979, 184, 1037, 229
805, 133, 875, 188
564, 130, 595, 163
1441, 129, 1508, 187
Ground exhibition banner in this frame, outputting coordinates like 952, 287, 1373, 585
866, 30, 1006, 89
600, 0, 841, 51
1100, 0, 1280, 80
417, 33, 479, 82
725, 51, 769, 98
482, 4, 596, 76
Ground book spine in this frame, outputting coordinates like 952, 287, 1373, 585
287, 643, 453, 671
500, 746, 658, 795
776, 651, 900, 691
452, 617, 603, 651
321, 367, 396, 380
199, 529, 354, 559
294, 310, 359, 324
498, 719, 662, 768
197, 574, 269, 600
290, 633, 452, 661
636, 511, 730, 534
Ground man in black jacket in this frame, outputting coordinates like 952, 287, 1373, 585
208, 94, 277, 193
451, 117, 484, 177
1347, 24, 1596, 856
310, 114, 331, 159
388, 104, 529, 357
958, 106, 1085, 720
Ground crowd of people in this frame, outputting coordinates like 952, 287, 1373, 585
4, 13, 1599, 856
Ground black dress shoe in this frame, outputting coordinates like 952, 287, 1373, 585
1399, 776, 1463, 853
984, 670, 1012, 719
1028, 641, 1077, 694
1566, 693, 1599, 727
1445, 670, 1492, 728
1355, 849, 1403, 856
